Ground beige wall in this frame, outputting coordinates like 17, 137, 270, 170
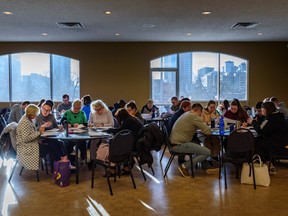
0, 42, 287, 108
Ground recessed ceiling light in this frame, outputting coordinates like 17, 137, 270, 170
3, 11, 13, 15
104, 11, 112, 15
258, 32, 263, 36
202, 11, 211, 15
142, 24, 156, 28
41, 33, 48, 36
187, 33, 192, 36
115, 33, 120, 36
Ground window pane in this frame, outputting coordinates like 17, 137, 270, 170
151, 52, 248, 105
11, 53, 50, 102
151, 71, 176, 105
150, 54, 177, 68
52, 55, 80, 101
0, 55, 9, 102
220, 54, 248, 100
179, 52, 219, 101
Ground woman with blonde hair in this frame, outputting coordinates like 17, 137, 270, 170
88, 100, 114, 169
16, 104, 47, 170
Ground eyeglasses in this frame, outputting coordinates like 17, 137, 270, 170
42, 107, 51, 113
95, 107, 103, 112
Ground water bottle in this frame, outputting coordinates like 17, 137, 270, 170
229, 124, 235, 133
63, 120, 69, 137
210, 118, 215, 128
152, 111, 155, 119
219, 116, 224, 135
53, 108, 57, 119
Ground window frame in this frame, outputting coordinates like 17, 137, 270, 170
0, 52, 80, 102
150, 51, 249, 105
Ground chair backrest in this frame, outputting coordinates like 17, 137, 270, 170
109, 129, 134, 163
161, 117, 170, 134
227, 128, 255, 153
161, 124, 173, 150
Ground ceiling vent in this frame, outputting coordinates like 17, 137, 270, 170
57, 22, 84, 29
231, 22, 259, 29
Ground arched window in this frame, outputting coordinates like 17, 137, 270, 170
0, 52, 80, 102
150, 52, 248, 105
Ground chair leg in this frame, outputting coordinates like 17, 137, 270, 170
150, 166, 155, 175
163, 155, 174, 178
8, 160, 18, 183
36, 170, 40, 182
160, 144, 167, 162
44, 157, 48, 175
129, 168, 136, 189
189, 155, 194, 178
224, 162, 227, 189
19, 166, 24, 175
91, 161, 96, 188
40, 156, 45, 171
105, 167, 113, 196
135, 157, 146, 181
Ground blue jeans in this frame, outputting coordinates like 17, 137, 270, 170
172, 142, 211, 169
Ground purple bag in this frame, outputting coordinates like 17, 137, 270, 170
53, 160, 71, 187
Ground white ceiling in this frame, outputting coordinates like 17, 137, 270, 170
1, 0, 288, 42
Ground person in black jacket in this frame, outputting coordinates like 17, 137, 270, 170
107, 108, 143, 175
248, 102, 288, 172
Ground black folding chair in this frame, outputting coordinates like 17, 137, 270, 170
160, 117, 170, 162
162, 125, 194, 178
222, 128, 256, 189
91, 129, 136, 196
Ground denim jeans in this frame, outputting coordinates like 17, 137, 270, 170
172, 142, 211, 169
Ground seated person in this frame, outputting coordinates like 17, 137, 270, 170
61, 99, 87, 163
107, 108, 143, 176
170, 96, 180, 113
254, 101, 265, 123
224, 99, 249, 123
202, 100, 221, 166
35, 100, 65, 165
88, 100, 114, 168
126, 101, 145, 125
247, 102, 288, 174
168, 100, 191, 134
57, 94, 72, 117
81, 95, 92, 121
16, 104, 46, 171
170, 103, 218, 177
141, 99, 159, 116
217, 99, 230, 116
270, 96, 288, 118
8, 101, 30, 123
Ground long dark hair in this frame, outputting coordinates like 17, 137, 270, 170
223, 100, 230, 110
262, 102, 276, 116
115, 108, 131, 125
204, 100, 216, 112
231, 99, 248, 121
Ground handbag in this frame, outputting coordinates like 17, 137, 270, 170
53, 156, 71, 187
241, 154, 270, 187
96, 143, 109, 162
